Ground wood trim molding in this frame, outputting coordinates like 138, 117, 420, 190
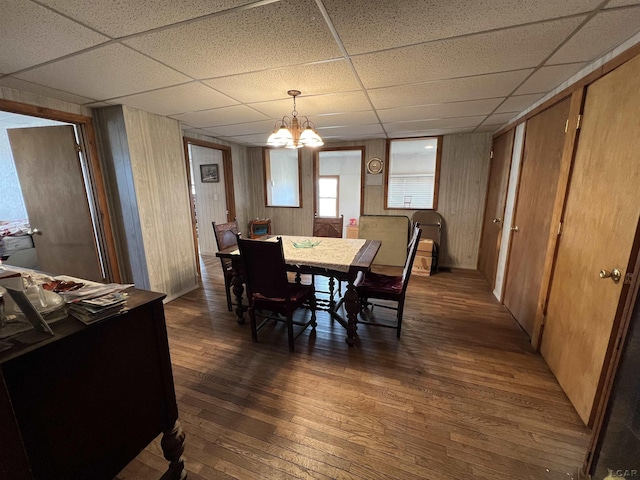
0, 99, 120, 283
182, 138, 201, 277
0, 99, 92, 124
494, 45, 640, 139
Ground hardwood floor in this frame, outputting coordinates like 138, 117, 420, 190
117, 256, 590, 480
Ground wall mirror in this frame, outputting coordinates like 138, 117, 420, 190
263, 148, 302, 207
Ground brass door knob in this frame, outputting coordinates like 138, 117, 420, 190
599, 268, 621, 282
510, 226, 519, 232
492, 218, 501, 224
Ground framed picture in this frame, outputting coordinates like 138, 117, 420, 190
200, 163, 219, 183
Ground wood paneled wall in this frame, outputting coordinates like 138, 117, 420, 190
95, 105, 198, 301
0, 85, 93, 118
237, 135, 491, 269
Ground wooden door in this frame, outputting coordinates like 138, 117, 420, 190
540, 54, 640, 425
503, 97, 571, 336
8, 125, 103, 281
478, 129, 514, 289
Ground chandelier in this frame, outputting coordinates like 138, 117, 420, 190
266, 90, 324, 149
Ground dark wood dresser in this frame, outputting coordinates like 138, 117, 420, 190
0, 288, 185, 480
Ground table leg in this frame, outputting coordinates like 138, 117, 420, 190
160, 420, 187, 480
230, 257, 246, 324
343, 281, 360, 345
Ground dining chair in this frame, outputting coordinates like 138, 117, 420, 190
354, 224, 422, 338
237, 235, 317, 352
312, 214, 344, 304
212, 220, 238, 311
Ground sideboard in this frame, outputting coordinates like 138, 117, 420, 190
0, 288, 186, 479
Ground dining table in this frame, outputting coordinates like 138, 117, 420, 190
215, 235, 381, 345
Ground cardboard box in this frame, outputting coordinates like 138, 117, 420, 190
417, 239, 434, 253
412, 252, 433, 276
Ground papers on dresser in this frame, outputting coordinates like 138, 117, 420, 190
54, 275, 133, 303
68, 292, 129, 325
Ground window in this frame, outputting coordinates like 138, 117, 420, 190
318, 176, 339, 217
385, 137, 441, 210
263, 148, 301, 207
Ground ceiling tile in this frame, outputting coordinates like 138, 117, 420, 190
495, 93, 546, 113
249, 91, 372, 118
0, 0, 107, 73
378, 99, 502, 123
317, 124, 385, 137
124, 0, 342, 79
606, 0, 640, 7
205, 119, 277, 137
484, 112, 519, 125
203, 60, 360, 103
111, 82, 239, 116
474, 124, 504, 133
368, 70, 533, 109
352, 17, 585, 89
224, 132, 272, 145
323, 0, 603, 55
549, 7, 640, 64
388, 127, 476, 139
384, 116, 487, 133
171, 104, 269, 128
0, 77, 96, 105
514, 63, 585, 94
15, 44, 190, 100
312, 111, 379, 128
37, 0, 257, 37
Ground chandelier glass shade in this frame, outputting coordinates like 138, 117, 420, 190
267, 90, 324, 149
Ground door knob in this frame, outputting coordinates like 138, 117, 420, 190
510, 226, 519, 232
599, 268, 621, 282
492, 218, 501, 224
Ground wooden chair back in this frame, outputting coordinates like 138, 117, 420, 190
313, 214, 343, 238
212, 220, 239, 251
236, 236, 291, 302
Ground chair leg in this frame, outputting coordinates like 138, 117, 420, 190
396, 304, 404, 339
287, 314, 295, 352
249, 307, 258, 342
310, 294, 317, 327
225, 284, 233, 311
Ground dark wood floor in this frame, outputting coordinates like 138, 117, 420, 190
117, 256, 591, 480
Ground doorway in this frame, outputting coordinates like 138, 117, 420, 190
183, 138, 236, 271
0, 102, 119, 282
313, 147, 364, 236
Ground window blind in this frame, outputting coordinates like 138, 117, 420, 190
387, 174, 434, 209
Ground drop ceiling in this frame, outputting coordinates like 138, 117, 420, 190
1, 0, 639, 146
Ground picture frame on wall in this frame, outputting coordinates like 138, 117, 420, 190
200, 164, 219, 183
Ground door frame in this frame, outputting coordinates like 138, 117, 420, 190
477, 129, 515, 289
0, 98, 120, 283
183, 137, 236, 275
312, 146, 365, 218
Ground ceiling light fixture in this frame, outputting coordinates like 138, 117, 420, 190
267, 90, 324, 149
